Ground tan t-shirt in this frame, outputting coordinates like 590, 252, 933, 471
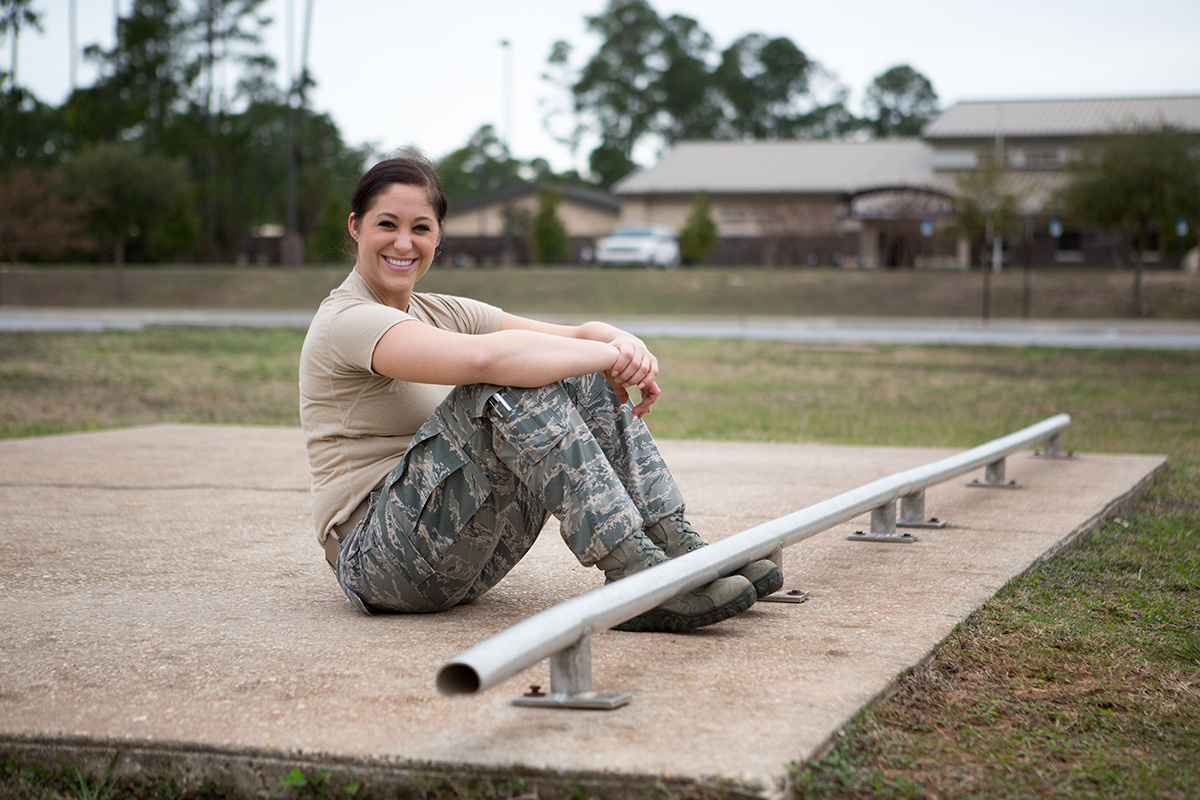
299, 270, 503, 543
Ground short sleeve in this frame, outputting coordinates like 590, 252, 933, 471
327, 302, 414, 374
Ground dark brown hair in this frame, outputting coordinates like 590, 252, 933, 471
350, 150, 448, 227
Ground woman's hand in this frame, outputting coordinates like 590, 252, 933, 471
497, 315, 663, 416
604, 334, 660, 417
606, 334, 657, 389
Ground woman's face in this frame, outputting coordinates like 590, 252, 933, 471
349, 182, 441, 310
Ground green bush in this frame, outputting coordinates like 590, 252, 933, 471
531, 189, 569, 264
679, 191, 718, 264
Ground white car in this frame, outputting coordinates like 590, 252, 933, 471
595, 226, 680, 268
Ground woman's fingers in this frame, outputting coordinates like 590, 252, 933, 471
604, 335, 660, 417
603, 372, 631, 405
629, 379, 661, 418
610, 339, 657, 388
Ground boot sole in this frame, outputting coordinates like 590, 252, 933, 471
613, 582, 757, 633
750, 565, 784, 599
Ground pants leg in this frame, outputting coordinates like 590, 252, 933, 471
335, 377, 681, 614
558, 373, 685, 527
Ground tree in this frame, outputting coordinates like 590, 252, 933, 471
66, 0, 360, 264
0, 86, 66, 168
546, 0, 852, 185
711, 34, 853, 140
80, 0, 196, 151
0, 166, 92, 264
863, 65, 938, 138
653, 13, 721, 143
437, 124, 516, 205
531, 188, 569, 264
307, 188, 349, 263
190, 0, 274, 117
65, 142, 198, 265
679, 191, 717, 264
952, 153, 1022, 320
189, 0, 273, 259
1058, 124, 1200, 315
0, 0, 42, 90
553, 0, 706, 186
169, 96, 365, 263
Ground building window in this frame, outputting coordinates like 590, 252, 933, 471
932, 149, 979, 171
719, 205, 748, 225
1016, 147, 1062, 170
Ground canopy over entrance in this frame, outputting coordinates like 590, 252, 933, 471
849, 187, 955, 221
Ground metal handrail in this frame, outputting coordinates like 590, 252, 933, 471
437, 413, 1071, 706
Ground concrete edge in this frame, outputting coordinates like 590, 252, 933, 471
0, 735, 763, 800
794, 454, 1169, 777
1017, 455, 1169, 573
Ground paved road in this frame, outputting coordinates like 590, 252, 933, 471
4, 307, 1200, 349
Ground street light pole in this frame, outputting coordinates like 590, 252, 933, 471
500, 39, 515, 267
69, 0, 77, 91
283, 0, 314, 266
992, 103, 1005, 275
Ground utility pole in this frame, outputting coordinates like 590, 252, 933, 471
69, 0, 77, 91
992, 103, 1005, 275
283, 0, 313, 266
500, 38, 515, 267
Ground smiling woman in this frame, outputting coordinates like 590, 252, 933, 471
296, 151, 779, 631
348, 182, 441, 308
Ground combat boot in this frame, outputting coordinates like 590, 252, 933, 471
645, 512, 784, 599
596, 530, 756, 632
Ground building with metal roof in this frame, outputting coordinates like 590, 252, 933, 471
614, 140, 945, 196
922, 96, 1200, 140
443, 183, 621, 266
612, 95, 1200, 268
614, 140, 958, 268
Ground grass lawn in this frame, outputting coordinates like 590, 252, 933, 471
0, 328, 1198, 799
4, 264, 1200, 319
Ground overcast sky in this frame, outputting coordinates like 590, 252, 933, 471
15, 0, 1200, 173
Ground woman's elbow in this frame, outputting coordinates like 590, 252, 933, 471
464, 347, 503, 382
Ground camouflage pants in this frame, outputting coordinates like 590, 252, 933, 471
334, 373, 686, 614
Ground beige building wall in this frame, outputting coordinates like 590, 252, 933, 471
445, 204, 509, 238
620, 194, 847, 238
446, 196, 619, 239
557, 202, 622, 237
616, 197, 691, 232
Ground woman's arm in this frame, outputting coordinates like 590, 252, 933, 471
370, 319, 626, 400
500, 313, 660, 416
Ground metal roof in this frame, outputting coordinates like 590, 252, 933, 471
614, 139, 941, 196
923, 95, 1200, 139
447, 182, 620, 215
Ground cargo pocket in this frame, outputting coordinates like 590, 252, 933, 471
487, 386, 574, 466
378, 428, 492, 588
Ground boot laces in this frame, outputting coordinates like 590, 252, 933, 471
668, 513, 705, 552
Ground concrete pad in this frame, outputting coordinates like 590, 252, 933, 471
0, 425, 1165, 798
